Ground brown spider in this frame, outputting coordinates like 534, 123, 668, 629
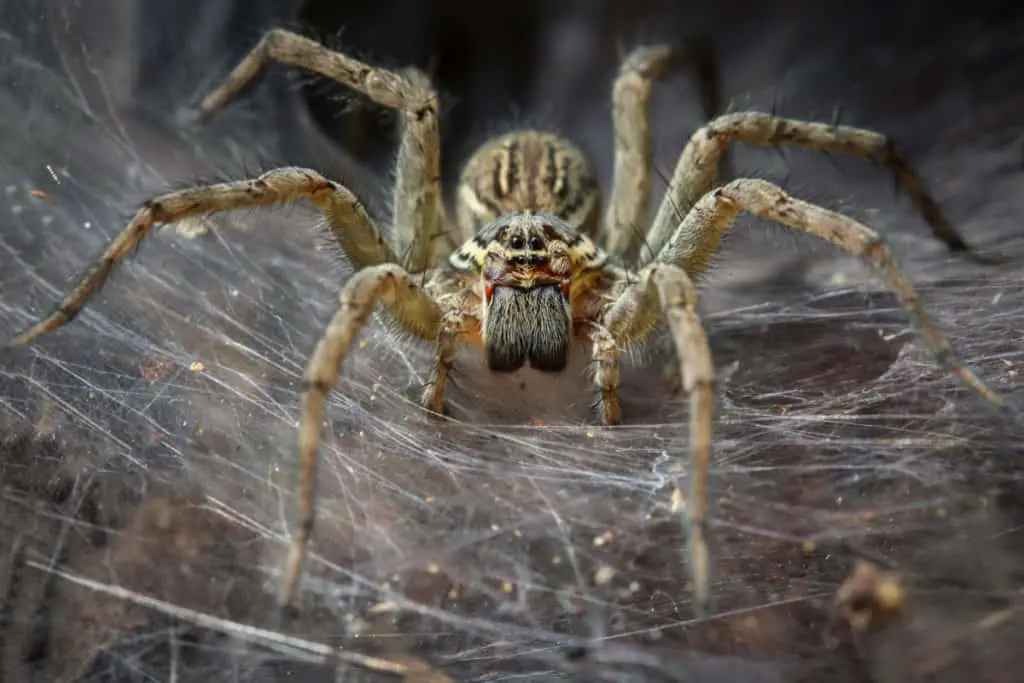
7, 30, 1006, 618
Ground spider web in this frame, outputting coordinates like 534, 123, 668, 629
2, 2, 1023, 681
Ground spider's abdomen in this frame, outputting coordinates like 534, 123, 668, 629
455, 131, 600, 239
484, 285, 571, 373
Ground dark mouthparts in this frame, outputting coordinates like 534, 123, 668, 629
485, 285, 570, 373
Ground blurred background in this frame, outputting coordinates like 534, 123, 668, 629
2, 0, 1023, 681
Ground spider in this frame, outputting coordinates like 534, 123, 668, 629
7, 29, 1007, 618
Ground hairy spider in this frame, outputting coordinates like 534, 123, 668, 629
7, 30, 1007, 618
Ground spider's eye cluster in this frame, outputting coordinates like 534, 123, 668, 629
506, 233, 546, 252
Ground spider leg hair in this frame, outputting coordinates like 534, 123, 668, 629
6, 167, 398, 347
642, 113, 984, 269
602, 263, 716, 618
282, 263, 441, 610
604, 40, 729, 262
658, 178, 1007, 412
198, 28, 449, 272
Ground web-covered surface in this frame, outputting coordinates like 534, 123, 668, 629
1, 2, 1023, 681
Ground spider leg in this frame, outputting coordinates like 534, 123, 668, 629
283, 263, 442, 611
598, 263, 716, 617
659, 178, 1007, 410
198, 29, 450, 272
5, 167, 412, 347
642, 112, 980, 269
590, 325, 623, 425
604, 41, 728, 262
421, 308, 464, 414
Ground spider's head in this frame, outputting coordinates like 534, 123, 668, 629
454, 131, 601, 240
450, 213, 606, 374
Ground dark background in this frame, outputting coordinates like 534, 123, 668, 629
1, 0, 1023, 681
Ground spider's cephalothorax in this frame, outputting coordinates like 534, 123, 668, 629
7, 29, 1007, 619
449, 210, 608, 373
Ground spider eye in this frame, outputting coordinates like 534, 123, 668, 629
528, 236, 544, 250
509, 234, 525, 249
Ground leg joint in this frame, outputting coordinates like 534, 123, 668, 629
301, 378, 333, 396
861, 232, 890, 261
297, 516, 315, 537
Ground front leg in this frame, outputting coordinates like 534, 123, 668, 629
656, 179, 1005, 410
285, 263, 441, 611
601, 264, 717, 618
